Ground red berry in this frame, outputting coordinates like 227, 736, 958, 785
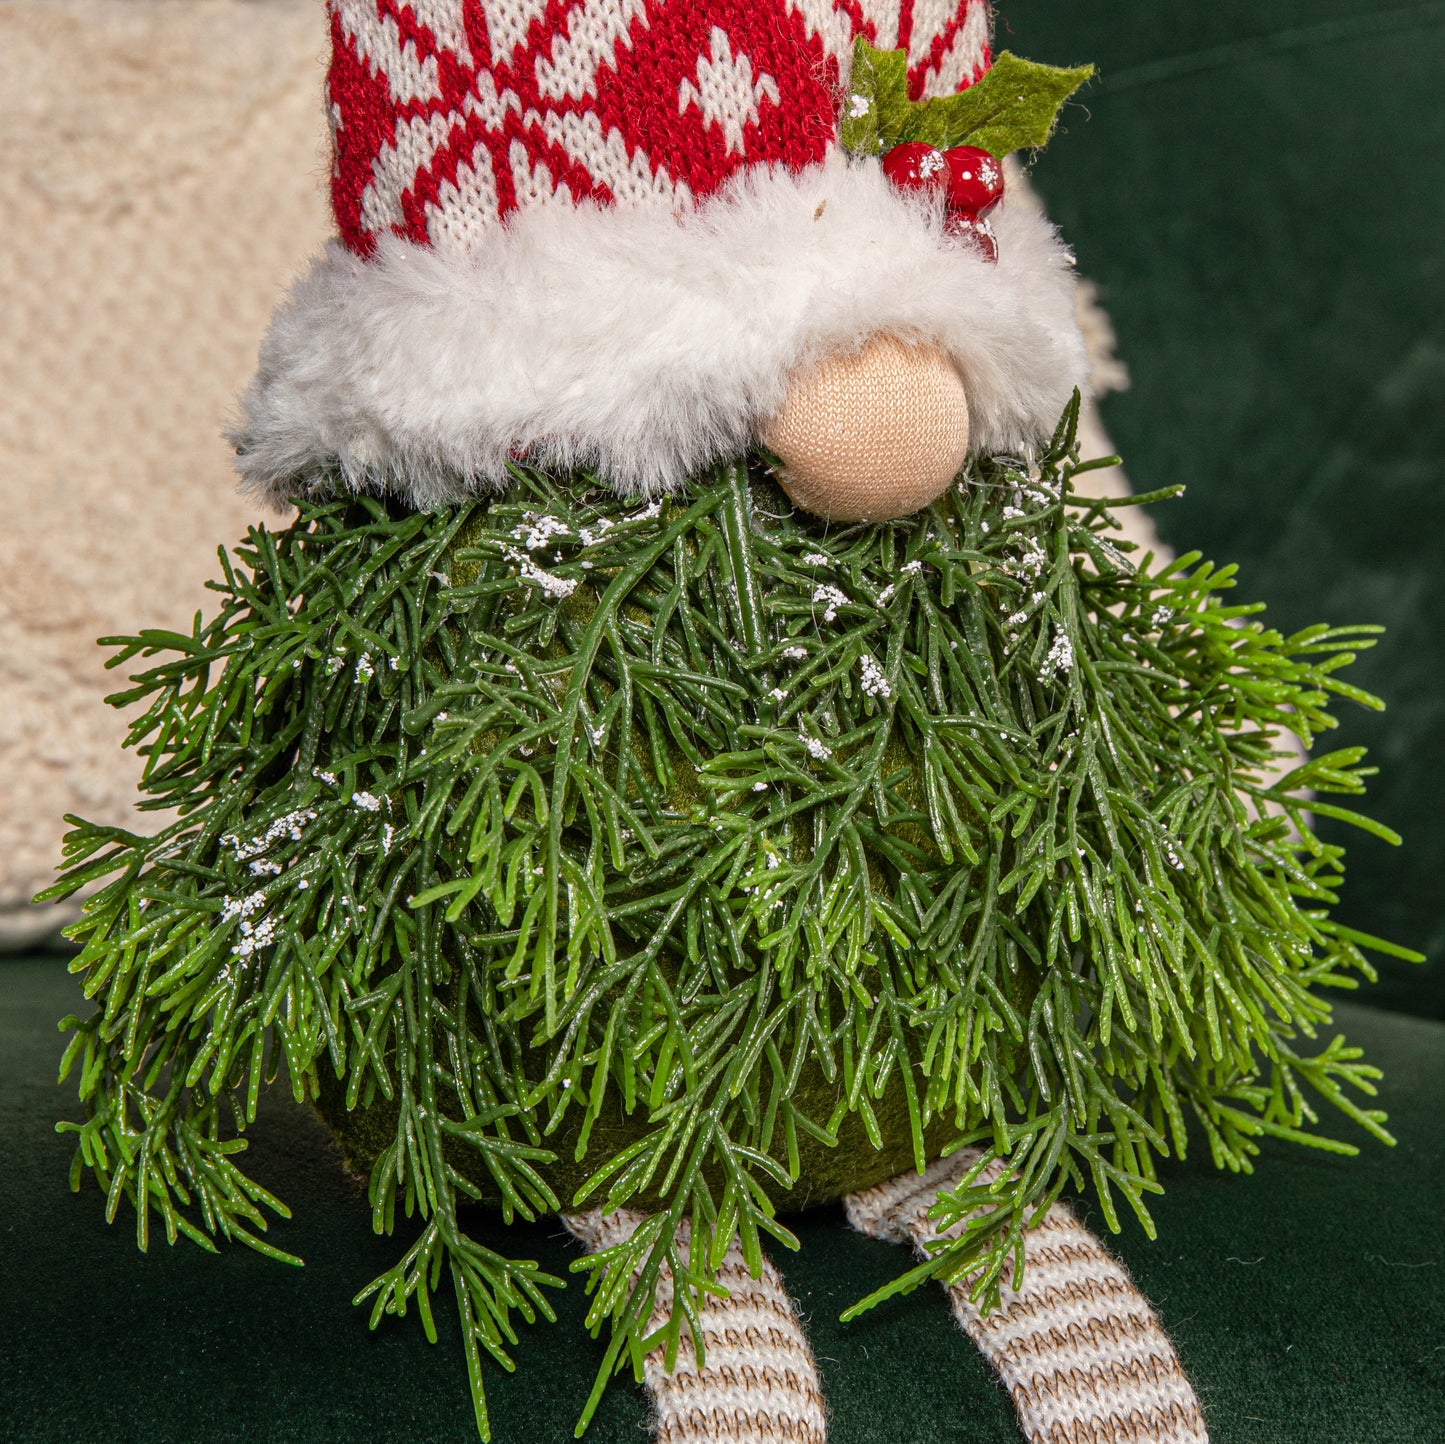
945, 211, 999, 263
944, 146, 1004, 215
881, 141, 949, 195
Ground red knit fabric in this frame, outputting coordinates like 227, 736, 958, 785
325, 0, 991, 256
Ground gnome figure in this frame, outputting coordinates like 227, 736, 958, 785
54, 4, 1406, 1443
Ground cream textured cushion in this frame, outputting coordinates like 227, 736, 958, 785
0, 0, 328, 945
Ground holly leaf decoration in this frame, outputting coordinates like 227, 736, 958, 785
842, 40, 1094, 159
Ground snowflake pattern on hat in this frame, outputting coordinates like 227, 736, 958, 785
327, 0, 991, 254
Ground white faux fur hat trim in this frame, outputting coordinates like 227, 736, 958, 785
231, 154, 1088, 505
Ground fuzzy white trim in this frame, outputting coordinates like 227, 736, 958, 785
232, 155, 1088, 504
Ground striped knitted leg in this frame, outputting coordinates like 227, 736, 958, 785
845, 1156, 1210, 1444
565, 1210, 827, 1444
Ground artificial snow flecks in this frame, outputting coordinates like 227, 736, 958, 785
1040, 629, 1074, 682
219, 808, 317, 862
1012, 538, 1048, 582
802, 553, 831, 567
313, 769, 338, 785
512, 513, 573, 551
812, 584, 850, 622
221, 890, 277, 959
355, 653, 375, 681
859, 653, 891, 699
769, 687, 789, 703
352, 791, 384, 812
221, 892, 267, 923
780, 645, 807, 660
800, 732, 832, 761
231, 914, 278, 960
514, 551, 580, 599
1152, 606, 1175, 629
382, 823, 397, 856
878, 559, 925, 605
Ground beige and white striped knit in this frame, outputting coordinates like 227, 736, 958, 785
846, 1155, 1210, 1444
572, 1155, 1208, 1444
565, 1210, 827, 1444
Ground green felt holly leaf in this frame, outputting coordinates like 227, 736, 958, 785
841, 39, 1094, 159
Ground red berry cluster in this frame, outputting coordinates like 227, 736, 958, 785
880, 142, 1004, 263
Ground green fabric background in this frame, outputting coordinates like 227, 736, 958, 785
5, 958, 1442, 1441
1002, 0, 1445, 1017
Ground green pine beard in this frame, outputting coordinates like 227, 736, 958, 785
47, 399, 1416, 1439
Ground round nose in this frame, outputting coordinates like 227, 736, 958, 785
761, 335, 970, 523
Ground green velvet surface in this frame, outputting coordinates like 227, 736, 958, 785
1002, 0, 1445, 1017
7, 957, 1443, 1441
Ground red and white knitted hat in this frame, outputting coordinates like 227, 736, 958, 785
233, 0, 1088, 504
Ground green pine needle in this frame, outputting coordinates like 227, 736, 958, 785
45, 396, 1418, 1438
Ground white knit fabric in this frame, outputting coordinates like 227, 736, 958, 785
565, 1210, 828, 1444
845, 1156, 1211, 1444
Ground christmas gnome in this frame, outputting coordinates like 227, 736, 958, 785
47, 3, 1414, 1442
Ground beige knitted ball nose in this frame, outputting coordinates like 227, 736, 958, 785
762, 336, 971, 523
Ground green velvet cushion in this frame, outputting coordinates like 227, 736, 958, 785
6, 957, 1442, 1441
1004, 0, 1445, 1018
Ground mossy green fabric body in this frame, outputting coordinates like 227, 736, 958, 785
1004, 0, 1445, 1017
314, 1039, 958, 1213
9, 957, 1443, 1443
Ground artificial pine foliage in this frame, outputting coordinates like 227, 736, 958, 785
46, 400, 1417, 1438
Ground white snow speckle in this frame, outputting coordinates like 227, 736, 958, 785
812, 584, 850, 623
221, 808, 317, 862
512, 513, 572, 551
1040, 629, 1075, 681
859, 653, 891, 699
352, 791, 383, 813
516, 553, 579, 599
800, 733, 833, 762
